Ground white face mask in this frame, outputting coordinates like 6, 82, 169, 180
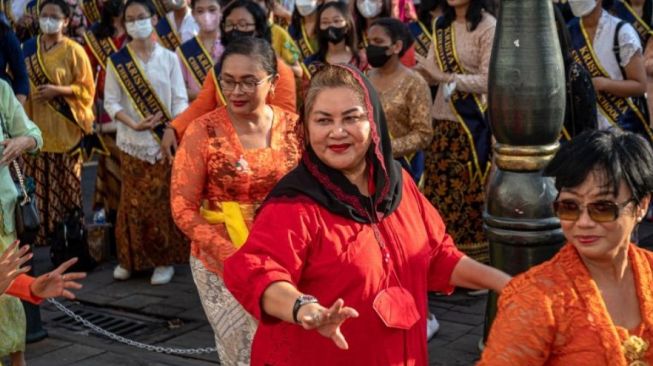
568, 0, 597, 18
126, 18, 154, 39
196, 12, 219, 32
356, 0, 382, 18
296, 0, 317, 16
39, 17, 63, 34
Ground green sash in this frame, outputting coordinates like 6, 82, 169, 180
108, 45, 171, 143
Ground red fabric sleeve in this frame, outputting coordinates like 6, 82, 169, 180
223, 199, 314, 323
171, 70, 221, 139
400, 46, 416, 67
6, 274, 43, 304
270, 58, 297, 113
406, 173, 464, 294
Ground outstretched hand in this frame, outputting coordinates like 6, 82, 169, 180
0, 241, 32, 294
30, 258, 87, 300
297, 298, 359, 350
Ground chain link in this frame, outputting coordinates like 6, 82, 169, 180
47, 299, 217, 355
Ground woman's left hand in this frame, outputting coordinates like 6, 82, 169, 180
415, 54, 448, 83
34, 84, 60, 101
298, 298, 359, 350
0, 136, 36, 166
30, 258, 86, 300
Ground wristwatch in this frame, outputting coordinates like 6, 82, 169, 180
292, 294, 318, 324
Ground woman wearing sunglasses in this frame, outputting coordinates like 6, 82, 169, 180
479, 129, 653, 365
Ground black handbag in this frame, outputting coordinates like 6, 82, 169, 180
12, 159, 40, 244
1, 113, 41, 244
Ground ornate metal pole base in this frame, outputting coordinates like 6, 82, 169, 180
483, 0, 567, 342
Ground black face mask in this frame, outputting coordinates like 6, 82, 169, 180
222, 30, 256, 46
366, 45, 392, 68
323, 26, 347, 44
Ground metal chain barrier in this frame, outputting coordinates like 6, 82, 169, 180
47, 298, 217, 355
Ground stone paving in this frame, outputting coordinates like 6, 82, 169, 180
4, 246, 486, 366
5, 224, 652, 366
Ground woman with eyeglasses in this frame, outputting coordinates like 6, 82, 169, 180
480, 130, 653, 365
171, 36, 302, 365
160, 0, 296, 162
104, 0, 189, 285
304, 1, 368, 75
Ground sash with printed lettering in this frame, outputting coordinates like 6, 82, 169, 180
289, 20, 318, 78
177, 36, 213, 88
23, 0, 40, 37
155, 17, 181, 50
611, 0, 653, 44
83, 23, 119, 69
23, 36, 108, 158
23, 36, 80, 130
568, 18, 653, 140
408, 20, 433, 58
108, 45, 171, 143
433, 17, 491, 181
81, 0, 101, 25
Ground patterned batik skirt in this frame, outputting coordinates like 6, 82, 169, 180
23, 152, 82, 246
116, 152, 189, 271
95, 132, 121, 216
0, 231, 26, 357
190, 256, 257, 366
423, 119, 490, 264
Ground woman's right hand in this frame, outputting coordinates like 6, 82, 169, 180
0, 241, 32, 295
297, 298, 359, 350
160, 127, 178, 164
133, 112, 163, 131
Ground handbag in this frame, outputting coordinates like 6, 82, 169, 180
0, 113, 41, 244
12, 159, 40, 244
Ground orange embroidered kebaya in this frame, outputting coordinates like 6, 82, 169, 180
169, 59, 297, 139
479, 244, 653, 366
170, 106, 302, 276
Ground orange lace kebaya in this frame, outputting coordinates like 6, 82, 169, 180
479, 244, 653, 366
170, 106, 302, 276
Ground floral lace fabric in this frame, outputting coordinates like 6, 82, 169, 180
171, 106, 302, 276
479, 244, 653, 366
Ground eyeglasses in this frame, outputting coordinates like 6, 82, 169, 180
218, 75, 273, 93
553, 198, 637, 223
224, 20, 256, 31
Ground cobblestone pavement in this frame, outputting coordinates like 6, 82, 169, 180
8, 223, 653, 365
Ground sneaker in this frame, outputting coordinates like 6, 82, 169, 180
113, 265, 131, 280
151, 266, 174, 285
426, 313, 440, 340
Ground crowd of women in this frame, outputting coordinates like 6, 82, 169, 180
1, 0, 653, 364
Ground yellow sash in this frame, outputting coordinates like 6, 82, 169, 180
200, 202, 251, 249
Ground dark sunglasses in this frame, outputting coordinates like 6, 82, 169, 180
553, 198, 637, 223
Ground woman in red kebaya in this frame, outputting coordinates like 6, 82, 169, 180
224, 64, 511, 366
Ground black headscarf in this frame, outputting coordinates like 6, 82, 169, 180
264, 64, 403, 223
